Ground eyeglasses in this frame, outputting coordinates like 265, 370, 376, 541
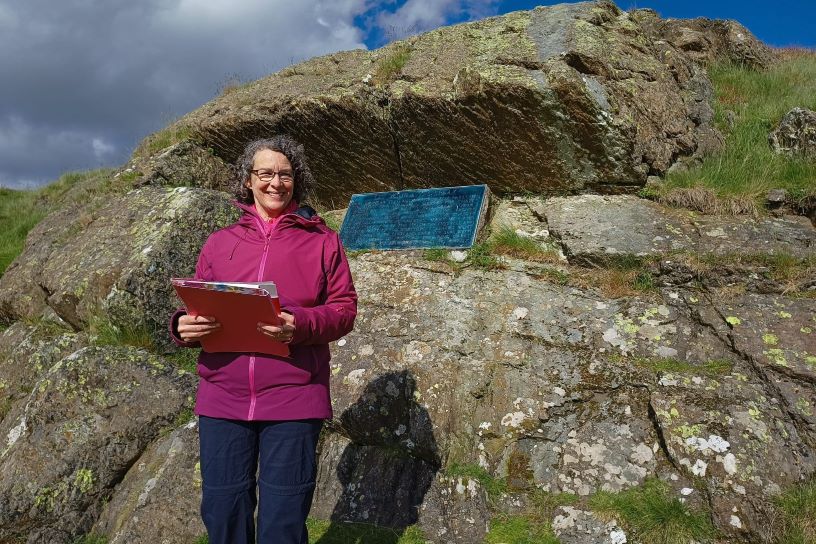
251, 170, 294, 183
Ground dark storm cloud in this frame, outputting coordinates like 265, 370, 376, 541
0, 0, 369, 188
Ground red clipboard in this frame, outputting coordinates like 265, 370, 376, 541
172, 279, 290, 357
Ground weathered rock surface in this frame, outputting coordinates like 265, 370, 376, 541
769, 107, 816, 158
0, 187, 238, 351
0, 346, 194, 543
156, 0, 735, 205
91, 420, 204, 544
634, 10, 775, 70
133, 140, 235, 191
537, 194, 816, 264
305, 248, 814, 542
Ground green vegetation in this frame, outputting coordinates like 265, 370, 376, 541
305, 518, 427, 543
136, 124, 195, 157
446, 463, 508, 500
1, 168, 123, 277
88, 315, 154, 351
589, 478, 716, 544
772, 477, 816, 543
489, 227, 561, 263
422, 247, 450, 263
485, 515, 560, 544
0, 188, 47, 275
373, 44, 413, 85
572, 255, 660, 299
467, 242, 503, 270
164, 347, 201, 374
660, 50, 816, 210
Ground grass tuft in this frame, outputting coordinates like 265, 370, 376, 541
305, 518, 427, 543
489, 227, 561, 263
373, 45, 412, 85
772, 477, 816, 544
136, 125, 195, 157
485, 514, 560, 544
589, 478, 716, 544
0, 188, 47, 276
661, 52, 816, 210
163, 348, 201, 374
88, 315, 154, 351
445, 463, 508, 500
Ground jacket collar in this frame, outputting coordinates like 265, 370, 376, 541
233, 200, 323, 231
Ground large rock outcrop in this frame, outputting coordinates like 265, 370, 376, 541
1, 2, 813, 543
0, 186, 238, 351
131, 0, 758, 205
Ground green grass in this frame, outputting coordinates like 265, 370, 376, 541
422, 247, 451, 262
88, 315, 154, 350
373, 45, 412, 85
306, 519, 427, 543
164, 348, 201, 374
589, 478, 716, 544
446, 463, 508, 500
662, 51, 816, 206
0, 168, 131, 279
773, 477, 816, 544
0, 188, 47, 275
136, 124, 195, 157
489, 227, 560, 263
485, 515, 560, 544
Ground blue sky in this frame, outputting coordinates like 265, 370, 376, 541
1, 0, 812, 189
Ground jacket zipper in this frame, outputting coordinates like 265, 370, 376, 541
248, 215, 273, 420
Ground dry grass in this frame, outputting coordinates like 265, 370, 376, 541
658, 186, 759, 216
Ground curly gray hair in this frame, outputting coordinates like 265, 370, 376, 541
234, 135, 314, 205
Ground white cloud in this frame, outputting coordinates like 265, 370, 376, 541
376, 0, 498, 40
0, 0, 371, 188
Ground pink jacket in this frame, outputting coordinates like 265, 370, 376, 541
169, 201, 357, 421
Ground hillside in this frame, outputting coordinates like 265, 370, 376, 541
0, 2, 815, 543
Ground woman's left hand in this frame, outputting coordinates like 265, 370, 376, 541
258, 312, 296, 343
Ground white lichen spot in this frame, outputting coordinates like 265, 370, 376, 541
659, 376, 678, 387
691, 459, 708, 476
337, 338, 347, 347
681, 487, 694, 496
553, 387, 566, 397
610, 528, 627, 544
501, 412, 526, 428
686, 434, 730, 454
730, 515, 742, 529
722, 453, 737, 475
630, 443, 654, 464
513, 307, 529, 320
359, 344, 374, 356
478, 421, 492, 430
344, 369, 366, 386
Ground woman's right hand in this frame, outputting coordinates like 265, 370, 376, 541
178, 314, 220, 341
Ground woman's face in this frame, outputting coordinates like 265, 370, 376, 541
246, 148, 295, 220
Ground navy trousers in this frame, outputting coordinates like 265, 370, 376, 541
199, 416, 323, 544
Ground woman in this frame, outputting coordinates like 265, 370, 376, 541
169, 135, 357, 544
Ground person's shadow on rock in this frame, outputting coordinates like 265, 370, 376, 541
315, 370, 439, 544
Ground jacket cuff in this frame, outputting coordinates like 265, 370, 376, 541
169, 308, 200, 348
283, 305, 310, 345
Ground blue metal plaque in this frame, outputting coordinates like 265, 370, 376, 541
339, 185, 490, 251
